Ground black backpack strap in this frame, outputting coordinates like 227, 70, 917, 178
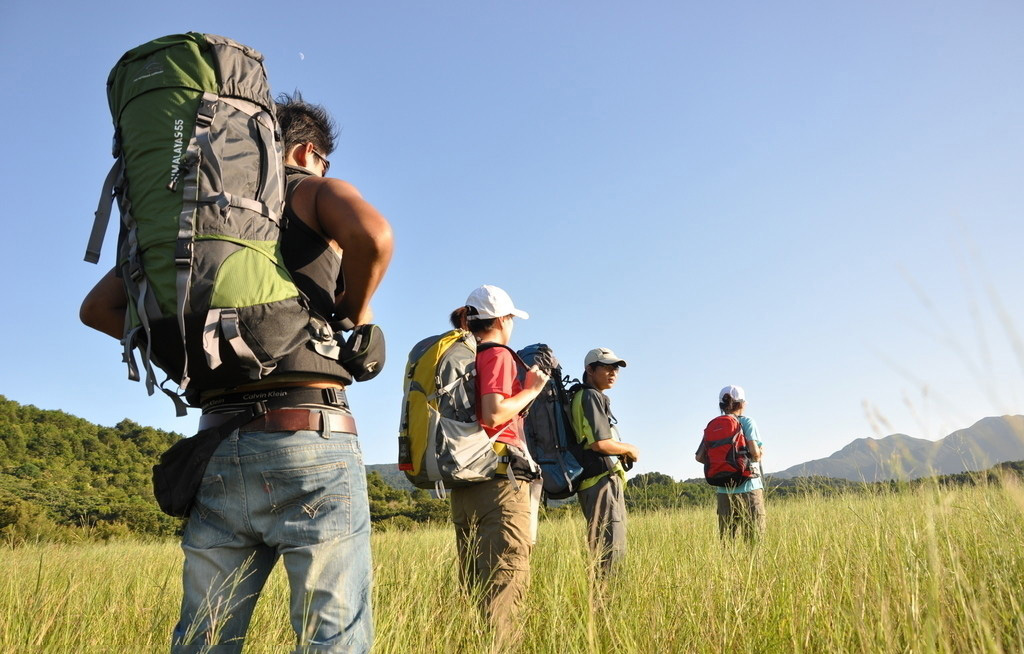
566, 383, 619, 479
476, 342, 531, 415
284, 166, 314, 201
281, 166, 315, 231
477, 341, 526, 368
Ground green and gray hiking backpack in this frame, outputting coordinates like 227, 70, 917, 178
85, 33, 319, 413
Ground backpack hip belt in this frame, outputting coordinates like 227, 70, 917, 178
200, 385, 349, 413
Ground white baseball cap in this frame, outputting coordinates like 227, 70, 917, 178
585, 347, 627, 367
719, 385, 745, 402
465, 285, 529, 320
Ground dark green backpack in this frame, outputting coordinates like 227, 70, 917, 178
85, 33, 319, 414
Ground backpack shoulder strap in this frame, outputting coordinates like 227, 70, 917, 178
728, 414, 745, 438
568, 384, 590, 443
476, 342, 534, 416
285, 165, 313, 193
477, 342, 527, 370
283, 166, 314, 219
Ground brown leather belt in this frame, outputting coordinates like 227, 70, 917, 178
198, 409, 357, 435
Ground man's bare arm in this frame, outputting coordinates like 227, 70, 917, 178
590, 438, 640, 462
314, 179, 394, 325
80, 267, 126, 339
478, 367, 550, 427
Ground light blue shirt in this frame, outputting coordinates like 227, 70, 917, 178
717, 414, 764, 494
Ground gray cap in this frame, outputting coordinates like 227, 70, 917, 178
585, 347, 627, 367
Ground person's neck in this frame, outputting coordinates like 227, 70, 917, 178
476, 328, 508, 346
285, 162, 317, 174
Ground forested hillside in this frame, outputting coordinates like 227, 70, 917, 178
0, 395, 450, 544
0, 395, 182, 541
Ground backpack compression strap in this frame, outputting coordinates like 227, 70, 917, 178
85, 129, 191, 416
185, 94, 285, 386
427, 342, 522, 404
84, 157, 124, 264
172, 93, 272, 388
172, 93, 215, 390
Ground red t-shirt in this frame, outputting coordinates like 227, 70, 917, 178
475, 345, 525, 447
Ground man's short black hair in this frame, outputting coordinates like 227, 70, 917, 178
275, 91, 337, 156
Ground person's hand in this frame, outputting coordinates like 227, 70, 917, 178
621, 444, 640, 463
749, 441, 763, 462
525, 365, 550, 392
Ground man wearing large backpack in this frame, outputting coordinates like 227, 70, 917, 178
81, 94, 393, 654
570, 347, 639, 576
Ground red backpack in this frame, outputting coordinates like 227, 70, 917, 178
698, 415, 756, 487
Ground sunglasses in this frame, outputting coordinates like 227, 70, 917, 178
311, 148, 331, 175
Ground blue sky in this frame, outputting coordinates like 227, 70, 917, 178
1, 1, 1021, 481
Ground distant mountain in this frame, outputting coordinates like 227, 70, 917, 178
366, 463, 416, 492
771, 415, 1024, 481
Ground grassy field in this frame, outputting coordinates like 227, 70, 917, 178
2, 480, 1024, 654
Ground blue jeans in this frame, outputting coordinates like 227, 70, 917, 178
171, 421, 373, 654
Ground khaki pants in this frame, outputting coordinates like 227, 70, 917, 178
578, 474, 627, 576
451, 478, 533, 628
528, 479, 543, 545
717, 489, 766, 542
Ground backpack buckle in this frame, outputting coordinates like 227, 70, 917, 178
128, 263, 144, 283
174, 240, 192, 267
324, 387, 344, 407
195, 94, 218, 127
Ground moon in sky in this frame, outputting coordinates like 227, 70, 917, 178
299, 52, 305, 60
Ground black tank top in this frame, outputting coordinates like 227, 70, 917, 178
281, 166, 343, 317
258, 166, 352, 385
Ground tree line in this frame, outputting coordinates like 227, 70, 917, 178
2, 395, 1020, 545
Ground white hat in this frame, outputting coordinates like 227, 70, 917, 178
719, 385, 745, 402
585, 347, 627, 367
465, 285, 529, 320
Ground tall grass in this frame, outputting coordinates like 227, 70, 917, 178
2, 480, 1023, 653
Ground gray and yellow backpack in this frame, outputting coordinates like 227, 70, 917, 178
398, 330, 537, 495
85, 33, 341, 413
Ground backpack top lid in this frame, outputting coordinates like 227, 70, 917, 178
705, 414, 742, 438
108, 33, 273, 122
517, 343, 559, 375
